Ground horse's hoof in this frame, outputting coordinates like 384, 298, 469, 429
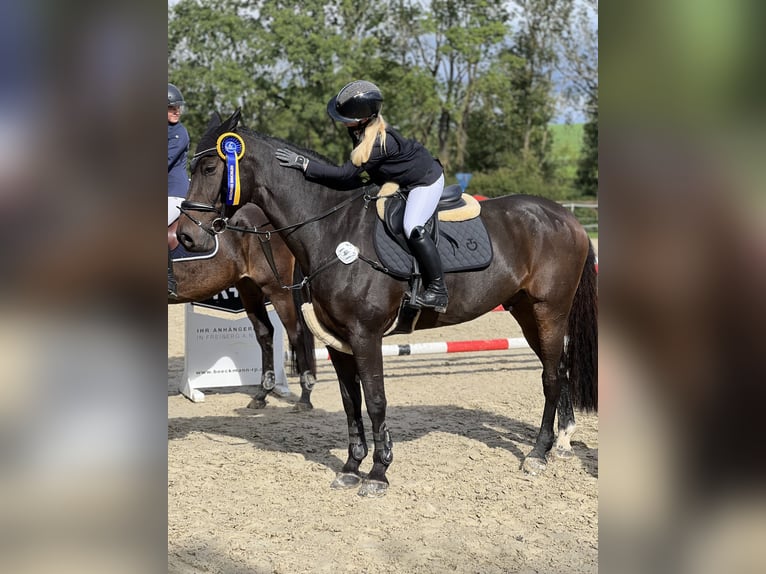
552, 446, 575, 460
522, 456, 547, 475
261, 371, 276, 391
357, 480, 388, 498
331, 473, 362, 489
246, 398, 267, 410
291, 401, 313, 413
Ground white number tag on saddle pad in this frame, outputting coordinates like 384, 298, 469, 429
335, 241, 359, 264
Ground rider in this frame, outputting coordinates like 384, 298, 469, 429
168, 82, 190, 297
274, 80, 448, 312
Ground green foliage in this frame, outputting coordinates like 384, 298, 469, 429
575, 92, 598, 197
550, 123, 584, 180
168, 0, 598, 203
460, 156, 571, 200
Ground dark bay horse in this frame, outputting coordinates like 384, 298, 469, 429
177, 110, 597, 497
169, 201, 317, 411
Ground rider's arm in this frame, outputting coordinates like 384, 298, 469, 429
304, 159, 367, 190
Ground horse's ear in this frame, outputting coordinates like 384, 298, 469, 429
220, 108, 242, 132
206, 111, 223, 131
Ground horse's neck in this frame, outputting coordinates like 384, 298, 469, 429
246, 137, 371, 270
257, 182, 368, 273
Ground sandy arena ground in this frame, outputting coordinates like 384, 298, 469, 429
169, 275, 599, 574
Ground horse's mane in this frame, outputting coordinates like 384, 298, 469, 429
196, 112, 378, 195
195, 116, 336, 166
239, 128, 337, 165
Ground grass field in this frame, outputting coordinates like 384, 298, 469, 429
550, 123, 597, 235
550, 123, 584, 180
550, 123, 583, 157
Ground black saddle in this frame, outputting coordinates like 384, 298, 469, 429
373, 184, 493, 280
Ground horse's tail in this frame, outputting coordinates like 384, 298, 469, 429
291, 264, 317, 377
564, 241, 598, 412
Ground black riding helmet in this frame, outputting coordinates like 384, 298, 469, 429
168, 83, 185, 107
326, 80, 383, 124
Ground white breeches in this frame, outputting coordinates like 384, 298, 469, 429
402, 173, 444, 238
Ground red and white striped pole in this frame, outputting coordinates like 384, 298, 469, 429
313, 337, 530, 361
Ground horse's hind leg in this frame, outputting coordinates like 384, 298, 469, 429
511, 301, 567, 474
327, 348, 368, 490
553, 374, 577, 459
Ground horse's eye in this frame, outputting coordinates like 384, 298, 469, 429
203, 165, 217, 176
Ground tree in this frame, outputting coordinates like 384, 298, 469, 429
168, 0, 264, 142
556, 0, 598, 196
508, 0, 575, 180
168, 0, 595, 200
464, 50, 526, 171
576, 90, 598, 196
389, 0, 510, 171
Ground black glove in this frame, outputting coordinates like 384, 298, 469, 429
275, 148, 309, 172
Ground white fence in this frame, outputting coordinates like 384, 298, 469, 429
561, 201, 598, 231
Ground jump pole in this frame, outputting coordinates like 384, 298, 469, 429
312, 337, 530, 361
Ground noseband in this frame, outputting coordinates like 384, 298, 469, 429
178, 146, 229, 235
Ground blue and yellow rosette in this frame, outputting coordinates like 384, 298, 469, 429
216, 132, 246, 206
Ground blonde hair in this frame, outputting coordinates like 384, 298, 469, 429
350, 115, 387, 166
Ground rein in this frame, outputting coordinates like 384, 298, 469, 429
229, 188, 370, 237
181, 137, 392, 290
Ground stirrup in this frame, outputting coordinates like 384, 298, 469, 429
415, 292, 448, 314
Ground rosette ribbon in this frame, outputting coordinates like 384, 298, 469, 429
216, 133, 246, 206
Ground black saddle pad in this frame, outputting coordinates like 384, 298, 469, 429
373, 216, 493, 280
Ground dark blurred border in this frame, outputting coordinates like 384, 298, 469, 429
601, 1, 766, 572
4, 0, 766, 572
0, 1, 167, 572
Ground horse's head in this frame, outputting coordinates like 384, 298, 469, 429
177, 109, 249, 252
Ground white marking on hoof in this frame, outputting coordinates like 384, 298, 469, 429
522, 456, 547, 475
554, 422, 577, 453
331, 473, 362, 489
357, 480, 388, 498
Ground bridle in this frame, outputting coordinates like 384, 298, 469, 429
177, 146, 232, 236
176, 138, 384, 289
179, 142, 375, 238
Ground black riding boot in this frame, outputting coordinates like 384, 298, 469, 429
168, 248, 178, 297
407, 226, 449, 313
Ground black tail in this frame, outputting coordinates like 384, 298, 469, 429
564, 242, 598, 412
290, 264, 316, 377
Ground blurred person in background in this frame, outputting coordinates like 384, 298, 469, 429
168, 82, 189, 297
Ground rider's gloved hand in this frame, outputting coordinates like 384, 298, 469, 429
275, 149, 309, 172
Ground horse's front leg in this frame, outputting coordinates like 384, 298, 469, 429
269, 291, 315, 412
327, 347, 367, 489
239, 282, 276, 409
354, 345, 392, 498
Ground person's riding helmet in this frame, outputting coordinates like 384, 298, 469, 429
168, 83, 185, 108
326, 80, 383, 124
